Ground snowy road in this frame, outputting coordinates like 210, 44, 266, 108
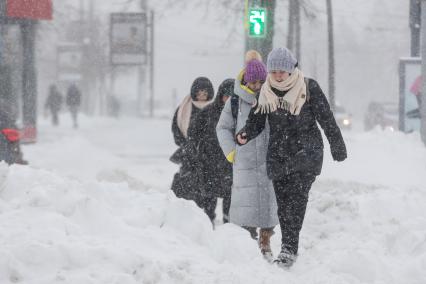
0, 115, 425, 283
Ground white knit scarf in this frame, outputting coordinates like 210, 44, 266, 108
177, 95, 211, 138
255, 68, 307, 115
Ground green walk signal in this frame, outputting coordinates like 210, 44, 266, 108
248, 8, 266, 38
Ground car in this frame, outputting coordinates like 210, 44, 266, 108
334, 105, 352, 130
364, 101, 399, 131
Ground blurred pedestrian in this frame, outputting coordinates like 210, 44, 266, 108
108, 96, 121, 118
45, 84, 63, 126
66, 83, 82, 128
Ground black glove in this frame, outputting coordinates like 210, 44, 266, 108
331, 145, 347, 162
235, 128, 248, 146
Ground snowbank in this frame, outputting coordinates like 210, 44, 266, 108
0, 117, 424, 283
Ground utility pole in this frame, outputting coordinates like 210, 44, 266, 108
21, 20, 37, 142
326, 0, 336, 111
420, 0, 426, 145
295, 0, 301, 63
87, 0, 95, 114
149, 10, 155, 118
287, 0, 301, 64
138, 0, 147, 116
0, 0, 4, 64
410, 0, 421, 57
287, 0, 295, 50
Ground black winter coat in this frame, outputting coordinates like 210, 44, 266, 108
196, 95, 232, 198
170, 77, 215, 201
170, 105, 205, 201
240, 78, 347, 180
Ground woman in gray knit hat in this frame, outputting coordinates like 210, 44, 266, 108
236, 47, 347, 268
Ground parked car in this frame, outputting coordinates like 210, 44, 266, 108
364, 101, 399, 131
334, 105, 352, 130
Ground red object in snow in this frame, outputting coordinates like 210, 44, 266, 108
20, 126, 37, 144
1, 128, 21, 142
410, 75, 422, 96
7, 0, 53, 20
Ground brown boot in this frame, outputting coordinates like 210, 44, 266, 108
259, 228, 274, 262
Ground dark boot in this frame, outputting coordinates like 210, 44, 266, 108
274, 246, 297, 268
222, 213, 229, 224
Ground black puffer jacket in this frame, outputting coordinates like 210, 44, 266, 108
240, 78, 347, 180
196, 79, 234, 198
170, 77, 215, 201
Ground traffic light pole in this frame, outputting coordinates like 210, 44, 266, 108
245, 0, 276, 62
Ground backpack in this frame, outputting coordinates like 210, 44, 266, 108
230, 94, 239, 122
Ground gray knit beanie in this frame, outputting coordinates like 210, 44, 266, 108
266, 47, 297, 73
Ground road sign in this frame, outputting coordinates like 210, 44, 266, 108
110, 13, 147, 66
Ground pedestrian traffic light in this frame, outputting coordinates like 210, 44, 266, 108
248, 8, 266, 38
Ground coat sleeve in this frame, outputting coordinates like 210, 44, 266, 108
309, 80, 347, 161
216, 99, 237, 162
171, 108, 186, 147
239, 98, 267, 145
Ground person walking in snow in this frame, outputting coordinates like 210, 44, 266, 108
66, 83, 82, 128
236, 47, 347, 267
45, 84, 63, 126
170, 77, 215, 222
216, 56, 279, 260
196, 79, 234, 224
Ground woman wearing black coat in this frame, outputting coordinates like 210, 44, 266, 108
170, 77, 215, 220
237, 48, 347, 267
196, 79, 234, 223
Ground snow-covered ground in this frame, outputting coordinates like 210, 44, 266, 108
0, 114, 425, 284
